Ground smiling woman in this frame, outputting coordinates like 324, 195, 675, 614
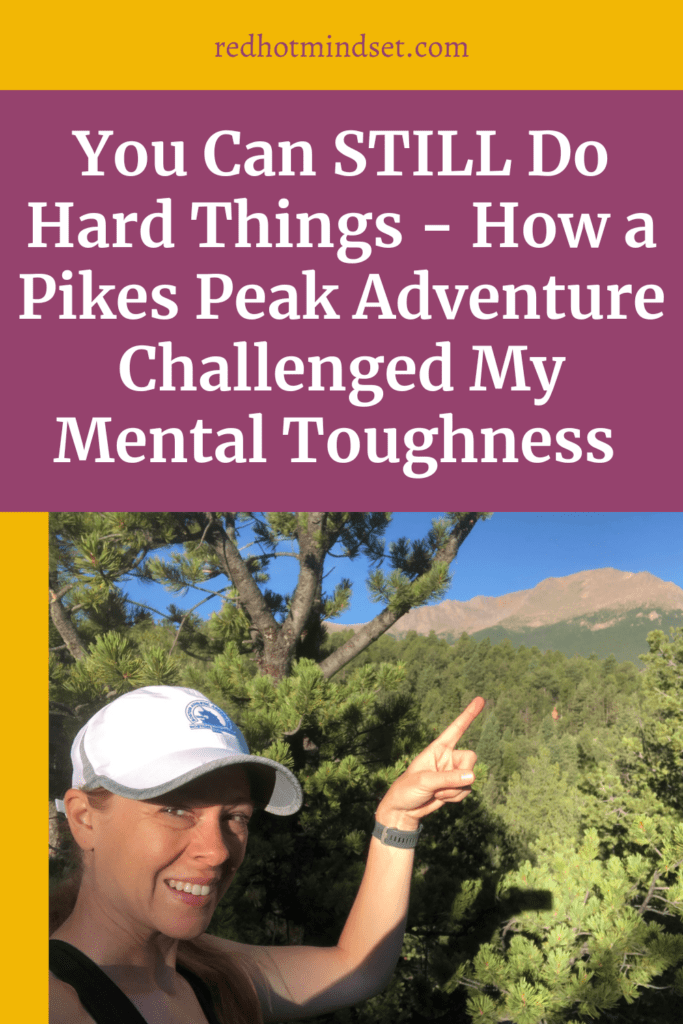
50, 685, 483, 1024
51, 774, 261, 1023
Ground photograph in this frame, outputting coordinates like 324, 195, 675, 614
48, 512, 683, 1022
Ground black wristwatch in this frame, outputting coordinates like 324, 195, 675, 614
372, 820, 423, 848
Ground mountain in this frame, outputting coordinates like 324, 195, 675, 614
328, 569, 683, 663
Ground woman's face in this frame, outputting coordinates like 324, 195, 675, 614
85, 766, 253, 941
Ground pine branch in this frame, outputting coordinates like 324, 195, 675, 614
168, 590, 225, 654
210, 514, 280, 640
126, 599, 171, 619
317, 606, 406, 679
318, 514, 485, 679
285, 512, 327, 639
637, 869, 663, 916
197, 514, 214, 548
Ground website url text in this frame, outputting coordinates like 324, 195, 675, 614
214, 34, 469, 60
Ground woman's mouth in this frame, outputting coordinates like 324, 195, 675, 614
166, 879, 213, 896
164, 878, 215, 906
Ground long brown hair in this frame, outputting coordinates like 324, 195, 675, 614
50, 790, 263, 1024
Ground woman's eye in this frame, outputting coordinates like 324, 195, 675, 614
162, 807, 191, 819
224, 813, 250, 832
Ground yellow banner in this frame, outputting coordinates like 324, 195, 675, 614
3, 1, 681, 89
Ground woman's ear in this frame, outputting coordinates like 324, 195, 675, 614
63, 789, 96, 851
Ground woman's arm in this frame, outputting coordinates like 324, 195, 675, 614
214, 697, 485, 1022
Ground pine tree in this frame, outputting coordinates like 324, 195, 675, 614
49, 512, 489, 682
450, 823, 683, 1024
451, 631, 683, 1023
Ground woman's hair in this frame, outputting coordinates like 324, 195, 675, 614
50, 789, 263, 1024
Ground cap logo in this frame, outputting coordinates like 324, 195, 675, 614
185, 700, 238, 735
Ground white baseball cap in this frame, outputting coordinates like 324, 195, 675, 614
59, 685, 302, 816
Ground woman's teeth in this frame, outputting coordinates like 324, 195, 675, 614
166, 880, 211, 896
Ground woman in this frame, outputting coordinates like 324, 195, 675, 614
50, 684, 484, 1023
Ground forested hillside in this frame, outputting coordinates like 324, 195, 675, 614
49, 514, 683, 1023
330, 568, 683, 664
335, 629, 645, 791
467, 607, 683, 664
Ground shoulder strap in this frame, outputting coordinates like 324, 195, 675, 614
50, 940, 219, 1024
50, 940, 149, 1024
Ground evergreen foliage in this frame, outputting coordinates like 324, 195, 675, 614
49, 511, 488, 681
465, 609, 683, 666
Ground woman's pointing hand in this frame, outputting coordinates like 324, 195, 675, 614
375, 696, 485, 831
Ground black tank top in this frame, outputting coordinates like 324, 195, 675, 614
50, 939, 222, 1024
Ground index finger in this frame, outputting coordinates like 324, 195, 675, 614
435, 696, 486, 747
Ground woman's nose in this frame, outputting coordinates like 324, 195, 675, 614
190, 817, 231, 865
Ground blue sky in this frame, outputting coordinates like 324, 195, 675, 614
122, 512, 683, 624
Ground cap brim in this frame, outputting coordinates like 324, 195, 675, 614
80, 746, 303, 816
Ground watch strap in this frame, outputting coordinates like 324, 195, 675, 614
372, 819, 423, 848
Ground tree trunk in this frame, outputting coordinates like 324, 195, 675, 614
49, 590, 86, 661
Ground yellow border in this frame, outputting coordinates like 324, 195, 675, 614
3, 1, 681, 89
1, 513, 47, 1015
